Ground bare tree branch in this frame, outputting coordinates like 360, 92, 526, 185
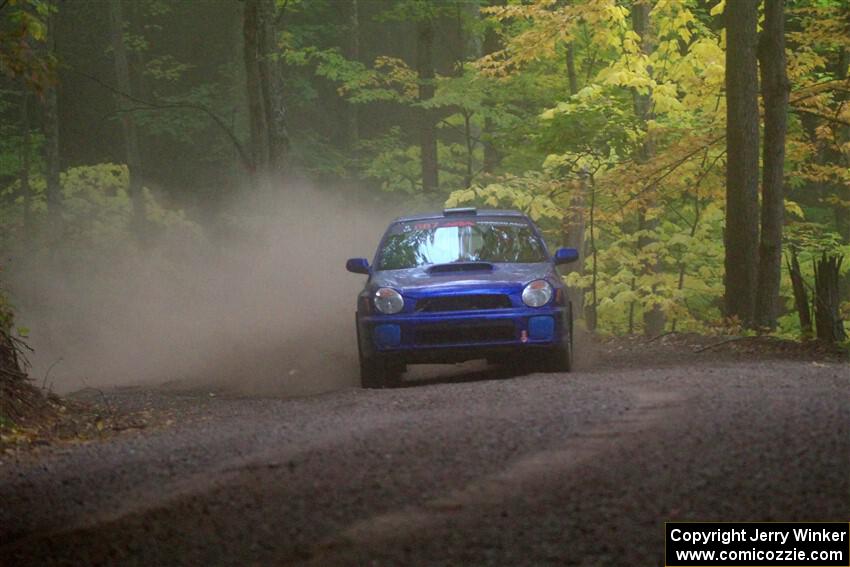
70, 68, 255, 173
790, 107, 850, 128
616, 134, 725, 212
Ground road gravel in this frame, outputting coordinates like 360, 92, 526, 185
1, 337, 848, 566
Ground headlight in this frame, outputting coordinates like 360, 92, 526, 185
374, 288, 404, 314
522, 280, 553, 307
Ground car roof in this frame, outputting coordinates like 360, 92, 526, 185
392, 209, 528, 223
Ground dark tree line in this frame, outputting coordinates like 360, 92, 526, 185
0, 0, 846, 342
725, 0, 844, 341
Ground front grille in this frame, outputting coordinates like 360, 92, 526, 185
415, 294, 512, 312
415, 321, 515, 345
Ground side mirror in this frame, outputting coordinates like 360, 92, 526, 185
346, 258, 370, 274
553, 247, 580, 265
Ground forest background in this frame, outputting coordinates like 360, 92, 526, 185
0, 0, 848, 376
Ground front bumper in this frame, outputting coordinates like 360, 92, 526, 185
358, 305, 569, 363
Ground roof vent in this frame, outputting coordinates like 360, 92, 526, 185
443, 207, 477, 216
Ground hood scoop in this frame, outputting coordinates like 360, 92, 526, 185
427, 262, 495, 275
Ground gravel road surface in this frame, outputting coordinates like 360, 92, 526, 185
1, 338, 848, 566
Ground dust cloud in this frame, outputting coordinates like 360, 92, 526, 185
7, 181, 402, 396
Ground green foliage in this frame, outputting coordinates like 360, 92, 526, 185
375, 0, 459, 24
785, 223, 849, 259
0, 0, 56, 93
538, 90, 640, 165
0, 116, 43, 181
1, 0, 847, 342
1, 163, 202, 253
446, 173, 563, 222
361, 130, 423, 193
223, 0, 833, 336
144, 55, 192, 82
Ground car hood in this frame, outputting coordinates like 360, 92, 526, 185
371, 263, 554, 296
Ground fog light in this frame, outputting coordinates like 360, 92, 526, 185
373, 324, 401, 347
528, 316, 554, 340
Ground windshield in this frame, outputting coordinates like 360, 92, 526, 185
377, 218, 547, 270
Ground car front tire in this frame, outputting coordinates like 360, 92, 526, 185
546, 307, 573, 373
359, 354, 402, 388
546, 336, 573, 372
356, 315, 403, 388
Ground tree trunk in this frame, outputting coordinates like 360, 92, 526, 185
637, 209, 665, 335
463, 111, 473, 188
258, 0, 288, 174
108, 0, 145, 238
631, 0, 653, 135
562, 174, 586, 317
754, 0, 789, 330
243, 0, 267, 180
481, 22, 501, 174
723, 0, 760, 327
128, 0, 151, 102
417, 18, 438, 193
585, 174, 598, 332
560, 44, 585, 316
672, 182, 704, 332
566, 43, 578, 96
43, 4, 61, 238
20, 90, 32, 235
482, 21, 501, 174
346, 0, 360, 149
813, 254, 846, 344
787, 250, 812, 338
631, 0, 665, 336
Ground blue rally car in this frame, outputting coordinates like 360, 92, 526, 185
346, 207, 579, 388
